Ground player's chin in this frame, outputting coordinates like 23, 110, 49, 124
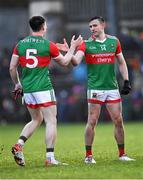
92, 32, 98, 37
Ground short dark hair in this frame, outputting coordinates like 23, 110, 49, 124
29, 16, 45, 32
89, 16, 105, 23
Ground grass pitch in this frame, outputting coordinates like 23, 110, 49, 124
0, 122, 143, 179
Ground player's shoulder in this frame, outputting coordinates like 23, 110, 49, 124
49, 40, 56, 45
84, 37, 94, 43
106, 34, 119, 41
17, 36, 30, 45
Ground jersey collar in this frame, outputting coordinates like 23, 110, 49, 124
30, 33, 43, 37
91, 34, 107, 43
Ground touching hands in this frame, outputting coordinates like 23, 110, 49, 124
70, 35, 83, 49
56, 35, 83, 52
56, 38, 69, 52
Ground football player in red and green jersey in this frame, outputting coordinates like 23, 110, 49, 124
71, 16, 134, 163
9, 16, 82, 166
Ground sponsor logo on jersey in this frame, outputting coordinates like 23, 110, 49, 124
86, 53, 115, 64
91, 53, 115, 57
89, 46, 96, 50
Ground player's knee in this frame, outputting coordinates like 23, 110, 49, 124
34, 116, 43, 124
87, 119, 97, 128
114, 117, 123, 127
112, 113, 121, 120
44, 117, 57, 125
88, 113, 98, 124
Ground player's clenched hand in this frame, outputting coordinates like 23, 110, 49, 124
12, 83, 23, 100
121, 80, 131, 95
70, 35, 83, 49
56, 38, 69, 52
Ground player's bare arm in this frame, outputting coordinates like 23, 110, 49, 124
55, 35, 83, 66
116, 53, 129, 81
9, 55, 23, 99
117, 53, 131, 95
9, 55, 22, 90
71, 50, 84, 66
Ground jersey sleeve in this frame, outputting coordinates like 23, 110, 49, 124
13, 45, 19, 56
115, 39, 122, 55
77, 41, 86, 53
50, 41, 60, 58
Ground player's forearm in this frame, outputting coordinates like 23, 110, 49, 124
9, 68, 21, 85
61, 46, 76, 66
71, 51, 84, 66
71, 55, 79, 66
119, 62, 129, 81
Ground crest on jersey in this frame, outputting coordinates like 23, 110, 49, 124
100, 44, 106, 51
110, 44, 115, 49
92, 93, 97, 98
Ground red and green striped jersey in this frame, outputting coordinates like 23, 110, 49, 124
13, 35, 60, 93
78, 35, 122, 90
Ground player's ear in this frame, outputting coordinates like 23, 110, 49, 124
41, 23, 45, 31
103, 22, 106, 29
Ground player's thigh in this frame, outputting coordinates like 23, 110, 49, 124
105, 89, 122, 119
27, 107, 43, 122
106, 102, 122, 121
88, 103, 101, 124
40, 105, 57, 123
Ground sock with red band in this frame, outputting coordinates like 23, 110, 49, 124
118, 144, 125, 157
85, 145, 93, 157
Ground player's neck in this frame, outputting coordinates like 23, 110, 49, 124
31, 31, 44, 37
96, 32, 106, 41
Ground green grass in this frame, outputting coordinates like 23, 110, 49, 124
0, 122, 143, 179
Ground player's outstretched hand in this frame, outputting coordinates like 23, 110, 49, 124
12, 83, 23, 100
70, 35, 83, 49
121, 80, 131, 95
56, 38, 69, 52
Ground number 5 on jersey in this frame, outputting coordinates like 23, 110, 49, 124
26, 49, 38, 68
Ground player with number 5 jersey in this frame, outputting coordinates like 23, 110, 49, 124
9, 16, 82, 166
13, 36, 61, 94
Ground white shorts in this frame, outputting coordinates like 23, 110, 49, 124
24, 89, 56, 108
87, 89, 122, 105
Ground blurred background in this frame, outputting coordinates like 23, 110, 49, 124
0, 0, 143, 124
